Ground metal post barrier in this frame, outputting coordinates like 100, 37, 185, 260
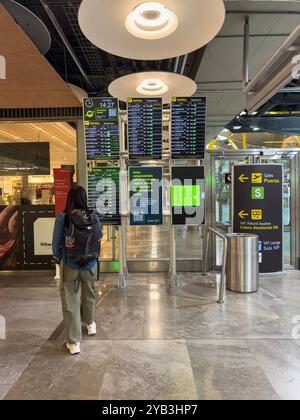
169, 224, 178, 287
118, 219, 129, 288
203, 225, 210, 276
112, 226, 116, 261
118, 114, 129, 288
118, 224, 125, 288
169, 158, 178, 288
118, 166, 129, 288
203, 226, 228, 304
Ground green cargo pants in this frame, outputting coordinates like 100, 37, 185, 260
60, 263, 97, 344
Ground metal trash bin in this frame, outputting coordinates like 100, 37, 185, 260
226, 234, 259, 293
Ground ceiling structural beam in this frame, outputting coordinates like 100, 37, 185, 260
173, 57, 180, 73
198, 81, 242, 84
216, 34, 291, 39
180, 54, 188, 75
39, 0, 94, 91
280, 87, 300, 93
268, 93, 300, 106
243, 22, 300, 113
184, 47, 207, 80
244, 22, 300, 95
255, 100, 278, 118
196, 89, 241, 94
226, 11, 300, 16
243, 16, 250, 90
173, 55, 188, 75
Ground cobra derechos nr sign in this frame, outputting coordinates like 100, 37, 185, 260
0, 55, 6, 79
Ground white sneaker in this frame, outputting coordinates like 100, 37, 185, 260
66, 342, 81, 355
87, 322, 97, 336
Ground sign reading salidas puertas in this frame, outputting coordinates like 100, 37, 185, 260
233, 164, 283, 274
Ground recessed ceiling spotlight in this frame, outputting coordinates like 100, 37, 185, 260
136, 78, 169, 95
126, 2, 178, 40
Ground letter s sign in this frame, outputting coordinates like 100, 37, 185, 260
0, 55, 6, 80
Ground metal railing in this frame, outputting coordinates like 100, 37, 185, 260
203, 226, 228, 304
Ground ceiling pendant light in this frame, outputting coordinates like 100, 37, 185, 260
108, 72, 197, 104
136, 78, 169, 95
125, 2, 178, 40
78, 0, 225, 60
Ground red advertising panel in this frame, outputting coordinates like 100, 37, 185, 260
53, 169, 71, 216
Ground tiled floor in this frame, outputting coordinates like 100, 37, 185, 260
1, 271, 300, 400
0, 272, 62, 398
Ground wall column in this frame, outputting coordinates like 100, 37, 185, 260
76, 119, 87, 189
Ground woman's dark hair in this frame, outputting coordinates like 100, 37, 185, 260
63, 187, 90, 227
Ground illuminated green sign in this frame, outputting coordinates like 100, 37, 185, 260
172, 186, 201, 207
171, 167, 205, 226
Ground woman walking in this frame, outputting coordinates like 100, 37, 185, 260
52, 187, 103, 355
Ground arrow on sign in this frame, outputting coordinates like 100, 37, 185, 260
239, 210, 249, 219
239, 174, 249, 183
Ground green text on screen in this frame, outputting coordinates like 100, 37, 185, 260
172, 185, 201, 207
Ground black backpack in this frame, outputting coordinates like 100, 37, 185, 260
64, 210, 100, 267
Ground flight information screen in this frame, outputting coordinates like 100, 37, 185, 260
87, 167, 121, 225
171, 97, 207, 159
127, 98, 162, 160
84, 97, 120, 160
129, 167, 163, 226
171, 166, 205, 226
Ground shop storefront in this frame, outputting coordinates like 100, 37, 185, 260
0, 121, 77, 270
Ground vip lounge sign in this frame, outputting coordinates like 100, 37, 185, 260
0, 54, 6, 79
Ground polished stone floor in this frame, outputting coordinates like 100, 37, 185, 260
0, 271, 300, 400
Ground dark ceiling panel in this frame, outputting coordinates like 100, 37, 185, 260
13, 0, 177, 95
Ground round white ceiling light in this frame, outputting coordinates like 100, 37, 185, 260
125, 2, 178, 40
136, 78, 169, 95
108, 72, 197, 104
78, 0, 226, 60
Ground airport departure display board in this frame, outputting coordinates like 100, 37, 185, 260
127, 98, 162, 160
129, 167, 163, 226
87, 167, 121, 225
171, 167, 205, 226
171, 97, 207, 159
84, 98, 120, 160
233, 164, 283, 274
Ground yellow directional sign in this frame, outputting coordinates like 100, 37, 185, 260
239, 174, 249, 183
251, 209, 263, 220
239, 210, 249, 219
252, 173, 263, 184
234, 165, 284, 274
